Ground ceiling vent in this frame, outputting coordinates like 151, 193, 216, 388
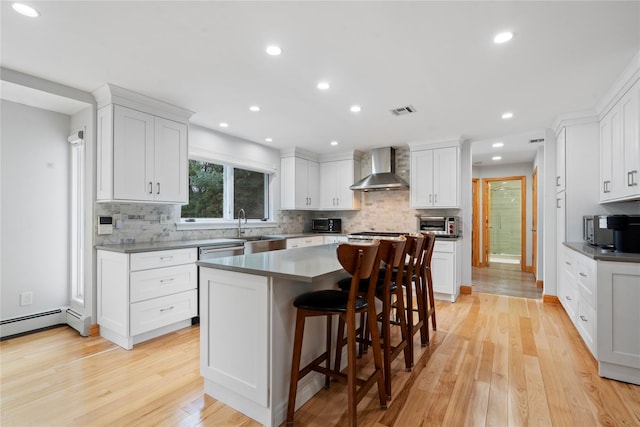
390, 105, 417, 116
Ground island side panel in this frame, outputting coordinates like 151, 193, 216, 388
200, 267, 271, 425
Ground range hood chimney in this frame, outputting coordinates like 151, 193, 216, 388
350, 147, 409, 191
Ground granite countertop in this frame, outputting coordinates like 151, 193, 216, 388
564, 242, 640, 263
197, 243, 347, 283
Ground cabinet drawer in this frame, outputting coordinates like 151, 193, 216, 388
577, 299, 596, 356
560, 281, 578, 319
130, 289, 197, 335
130, 248, 197, 271
434, 240, 454, 253
576, 256, 597, 307
130, 264, 197, 303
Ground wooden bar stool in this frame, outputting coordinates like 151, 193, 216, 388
286, 241, 386, 427
334, 237, 411, 400
420, 232, 437, 339
402, 234, 428, 366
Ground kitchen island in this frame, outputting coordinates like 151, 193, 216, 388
197, 243, 350, 427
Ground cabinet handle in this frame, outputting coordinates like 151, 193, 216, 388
565, 261, 572, 265
556, 176, 561, 187
579, 272, 587, 278
160, 256, 174, 261
160, 306, 175, 312
149, 182, 153, 194
579, 315, 588, 322
603, 180, 611, 193
565, 296, 572, 301
336, 197, 339, 205
429, 194, 433, 203
160, 278, 175, 283
434, 194, 438, 203
156, 182, 160, 195
556, 198, 562, 208
628, 170, 638, 187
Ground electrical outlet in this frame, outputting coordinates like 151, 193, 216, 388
20, 291, 33, 306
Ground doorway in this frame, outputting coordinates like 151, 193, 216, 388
482, 176, 526, 271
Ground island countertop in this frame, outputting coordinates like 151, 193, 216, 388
197, 243, 346, 283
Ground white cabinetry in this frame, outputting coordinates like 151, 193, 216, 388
558, 246, 597, 356
556, 127, 566, 193
323, 235, 348, 244
431, 239, 461, 302
97, 248, 197, 349
286, 235, 324, 249
280, 149, 319, 210
599, 79, 640, 202
409, 143, 460, 208
94, 84, 192, 204
597, 261, 640, 385
319, 159, 361, 210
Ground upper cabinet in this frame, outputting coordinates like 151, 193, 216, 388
409, 142, 460, 208
94, 84, 193, 204
281, 149, 361, 211
280, 148, 320, 210
556, 127, 566, 193
600, 79, 640, 203
318, 157, 361, 210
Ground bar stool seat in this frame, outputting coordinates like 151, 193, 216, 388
286, 241, 386, 427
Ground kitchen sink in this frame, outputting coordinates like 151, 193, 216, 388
243, 236, 286, 254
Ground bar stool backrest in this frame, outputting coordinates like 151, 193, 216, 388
404, 234, 426, 283
377, 237, 407, 289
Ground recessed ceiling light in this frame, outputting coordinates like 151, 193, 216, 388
265, 138, 273, 142
219, 122, 229, 128
317, 82, 330, 90
330, 141, 339, 146
249, 105, 260, 112
494, 32, 514, 44
12, 2, 39, 17
501, 112, 514, 119
492, 142, 504, 148
350, 105, 361, 113
266, 45, 282, 56
492, 156, 503, 161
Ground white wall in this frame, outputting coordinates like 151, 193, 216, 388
1, 100, 71, 319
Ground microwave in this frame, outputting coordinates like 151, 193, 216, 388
418, 216, 460, 236
311, 218, 342, 233
583, 215, 614, 247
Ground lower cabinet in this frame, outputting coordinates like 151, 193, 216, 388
431, 239, 461, 302
559, 245, 640, 385
286, 236, 325, 249
97, 248, 198, 350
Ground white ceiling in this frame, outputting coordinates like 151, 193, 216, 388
1, 1, 639, 164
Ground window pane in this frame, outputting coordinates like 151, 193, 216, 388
182, 160, 224, 218
234, 168, 266, 219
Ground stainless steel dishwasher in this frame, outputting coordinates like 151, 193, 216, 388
195, 240, 245, 324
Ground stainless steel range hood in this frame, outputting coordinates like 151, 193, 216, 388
350, 147, 409, 191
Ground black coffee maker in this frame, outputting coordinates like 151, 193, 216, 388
606, 215, 640, 253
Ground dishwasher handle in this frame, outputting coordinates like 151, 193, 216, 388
199, 245, 245, 255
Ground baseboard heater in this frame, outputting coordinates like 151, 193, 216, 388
0, 308, 90, 339
66, 308, 90, 337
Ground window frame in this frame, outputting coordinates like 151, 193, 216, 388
178, 157, 276, 230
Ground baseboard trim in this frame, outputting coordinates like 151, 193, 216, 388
460, 285, 472, 295
524, 265, 533, 273
89, 324, 100, 337
536, 280, 544, 289
543, 294, 560, 304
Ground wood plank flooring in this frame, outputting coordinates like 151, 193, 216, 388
2, 293, 639, 426
472, 263, 542, 299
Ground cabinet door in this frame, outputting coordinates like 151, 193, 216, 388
600, 113, 614, 201
154, 117, 188, 203
431, 252, 453, 295
293, 157, 309, 208
113, 105, 154, 201
432, 147, 458, 207
319, 161, 339, 208
306, 160, 320, 209
336, 160, 358, 209
410, 149, 434, 208
556, 127, 566, 193
621, 82, 640, 198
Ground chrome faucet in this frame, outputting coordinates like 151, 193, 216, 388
237, 208, 247, 237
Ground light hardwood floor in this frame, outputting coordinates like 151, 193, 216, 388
2, 293, 639, 426
472, 263, 542, 299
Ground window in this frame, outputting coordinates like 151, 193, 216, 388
182, 159, 269, 221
